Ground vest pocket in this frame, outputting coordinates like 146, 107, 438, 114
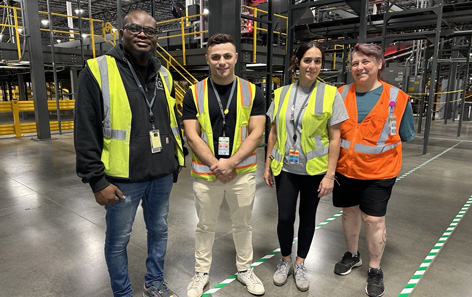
361, 117, 384, 145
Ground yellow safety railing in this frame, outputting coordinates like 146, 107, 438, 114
0, 100, 75, 137
156, 13, 209, 66
0, 4, 119, 59
242, 6, 288, 63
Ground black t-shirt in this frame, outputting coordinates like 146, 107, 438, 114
182, 78, 266, 159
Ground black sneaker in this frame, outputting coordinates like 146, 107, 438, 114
143, 281, 179, 297
365, 268, 384, 297
334, 251, 362, 275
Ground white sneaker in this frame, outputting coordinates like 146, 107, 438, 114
237, 267, 265, 296
186, 272, 209, 297
293, 263, 309, 292
273, 259, 293, 286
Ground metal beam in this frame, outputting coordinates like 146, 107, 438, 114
423, 0, 443, 155
264, 0, 273, 156
208, 0, 242, 76
290, 0, 346, 11
358, 0, 368, 43
457, 37, 471, 137
24, 0, 51, 139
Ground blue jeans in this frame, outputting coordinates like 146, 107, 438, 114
104, 174, 173, 297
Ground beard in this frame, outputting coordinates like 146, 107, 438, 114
127, 47, 154, 64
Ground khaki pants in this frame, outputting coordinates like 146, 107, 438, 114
193, 171, 256, 273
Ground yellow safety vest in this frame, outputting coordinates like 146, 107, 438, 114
190, 77, 257, 181
87, 55, 184, 178
270, 81, 336, 176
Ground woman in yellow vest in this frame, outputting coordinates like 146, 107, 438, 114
264, 41, 348, 292
332, 43, 415, 297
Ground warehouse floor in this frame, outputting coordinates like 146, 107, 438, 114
1, 119, 471, 297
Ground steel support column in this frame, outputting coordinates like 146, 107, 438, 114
47, 0, 62, 134
117, 0, 123, 36
70, 67, 79, 100
358, 0, 369, 42
444, 42, 459, 124
284, 0, 294, 85
208, 0, 242, 76
457, 37, 471, 137
17, 75, 27, 101
264, 1, 274, 156
423, 1, 443, 155
24, 0, 51, 139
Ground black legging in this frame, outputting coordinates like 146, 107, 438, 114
274, 171, 323, 259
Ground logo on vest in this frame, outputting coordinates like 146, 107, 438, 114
157, 79, 164, 90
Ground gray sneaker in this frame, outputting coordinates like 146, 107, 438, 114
143, 281, 179, 297
273, 259, 293, 286
293, 263, 309, 292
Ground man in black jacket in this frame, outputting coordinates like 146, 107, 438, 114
74, 10, 183, 297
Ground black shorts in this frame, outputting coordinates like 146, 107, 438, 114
332, 173, 396, 217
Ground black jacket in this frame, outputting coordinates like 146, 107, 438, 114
74, 44, 179, 192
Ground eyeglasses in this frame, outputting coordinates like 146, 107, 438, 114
124, 24, 157, 37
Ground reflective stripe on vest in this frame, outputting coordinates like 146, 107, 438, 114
340, 84, 401, 154
96, 56, 127, 140
306, 82, 329, 160
340, 83, 351, 99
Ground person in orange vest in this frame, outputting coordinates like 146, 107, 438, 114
181, 33, 266, 297
263, 41, 348, 292
332, 43, 415, 297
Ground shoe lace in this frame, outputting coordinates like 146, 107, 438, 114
369, 270, 382, 285
244, 268, 261, 284
275, 260, 290, 275
341, 252, 356, 265
153, 281, 174, 296
295, 264, 307, 280
191, 273, 207, 287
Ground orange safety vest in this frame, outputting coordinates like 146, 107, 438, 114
336, 81, 408, 180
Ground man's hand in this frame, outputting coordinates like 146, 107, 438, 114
216, 169, 237, 184
210, 158, 236, 178
93, 184, 125, 206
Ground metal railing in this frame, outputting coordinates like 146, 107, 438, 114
242, 5, 288, 63
0, 100, 74, 137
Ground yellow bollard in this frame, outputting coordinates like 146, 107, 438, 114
12, 100, 22, 137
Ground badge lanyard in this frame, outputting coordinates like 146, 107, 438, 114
126, 59, 159, 129
209, 77, 236, 137
288, 80, 317, 164
210, 77, 236, 156
126, 59, 163, 153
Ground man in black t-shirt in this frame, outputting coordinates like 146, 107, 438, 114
182, 34, 266, 297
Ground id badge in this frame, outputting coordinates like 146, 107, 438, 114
389, 114, 397, 136
218, 136, 230, 156
289, 148, 299, 164
149, 129, 162, 153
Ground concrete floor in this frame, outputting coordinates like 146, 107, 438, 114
1, 119, 471, 297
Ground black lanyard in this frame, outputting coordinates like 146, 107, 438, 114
209, 77, 237, 137
126, 59, 159, 129
291, 80, 317, 143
